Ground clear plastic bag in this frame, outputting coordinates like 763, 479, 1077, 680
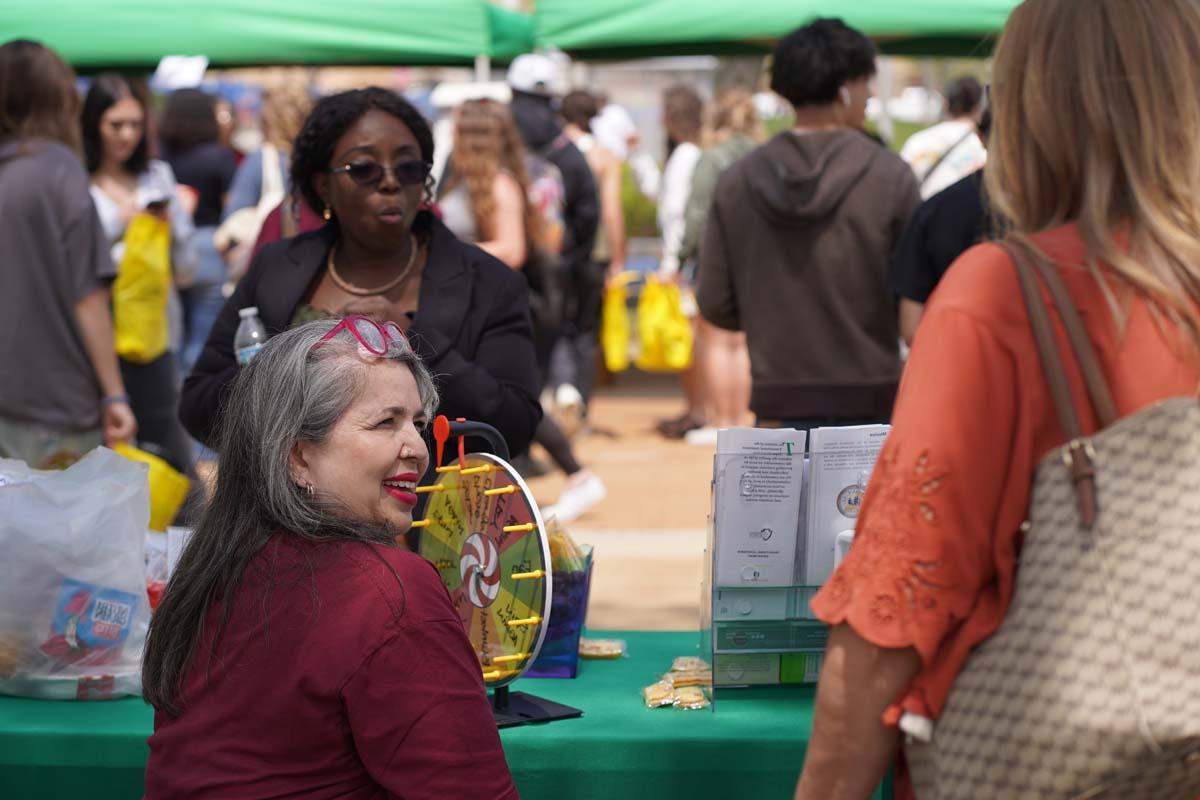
0, 448, 151, 700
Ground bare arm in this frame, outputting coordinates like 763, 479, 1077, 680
74, 288, 136, 444
599, 152, 627, 276
899, 298, 925, 347
794, 624, 921, 800
477, 172, 527, 270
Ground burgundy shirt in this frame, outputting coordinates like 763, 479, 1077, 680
145, 536, 518, 799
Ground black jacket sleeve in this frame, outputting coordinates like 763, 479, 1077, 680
407, 270, 542, 458
178, 248, 270, 448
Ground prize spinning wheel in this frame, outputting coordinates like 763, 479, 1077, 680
415, 417, 554, 697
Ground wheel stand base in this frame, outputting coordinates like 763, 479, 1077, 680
491, 687, 583, 728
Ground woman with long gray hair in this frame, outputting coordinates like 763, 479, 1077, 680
142, 318, 518, 799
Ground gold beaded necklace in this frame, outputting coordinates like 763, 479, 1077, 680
326, 233, 419, 297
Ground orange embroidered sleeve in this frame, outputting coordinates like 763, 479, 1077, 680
811, 304, 1022, 712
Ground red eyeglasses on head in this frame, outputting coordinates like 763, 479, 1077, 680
311, 315, 407, 355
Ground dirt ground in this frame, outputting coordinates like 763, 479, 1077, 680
524, 371, 715, 632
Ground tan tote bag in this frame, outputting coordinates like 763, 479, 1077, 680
905, 242, 1200, 799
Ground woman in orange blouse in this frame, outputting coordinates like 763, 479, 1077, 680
795, 1, 1200, 798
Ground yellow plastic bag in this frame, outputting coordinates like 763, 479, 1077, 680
111, 442, 190, 532
601, 274, 633, 373
635, 277, 693, 372
112, 212, 171, 364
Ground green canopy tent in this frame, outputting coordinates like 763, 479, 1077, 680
0, 0, 535, 68
487, 3, 538, 61
534, 0, 1019, 58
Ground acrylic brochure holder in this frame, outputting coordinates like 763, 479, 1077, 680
702, 437, 887, 707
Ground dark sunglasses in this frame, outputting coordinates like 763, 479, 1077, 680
329, 160, 431, 187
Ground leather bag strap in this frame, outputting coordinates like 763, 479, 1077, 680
1024, 250, 1119, 427
1004, 241, 1101, 528
1006, 242, 1083, 439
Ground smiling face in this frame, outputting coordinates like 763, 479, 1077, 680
99, 96, 145, 168
289, 359, 430, 532
314, 108, 425, 254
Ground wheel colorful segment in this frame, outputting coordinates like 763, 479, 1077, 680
417, 453, 552, 689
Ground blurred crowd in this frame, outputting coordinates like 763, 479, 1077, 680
7, 1, 1200, 797
0, 20, 989, 526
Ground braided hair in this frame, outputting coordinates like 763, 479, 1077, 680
290, 87, 435, 239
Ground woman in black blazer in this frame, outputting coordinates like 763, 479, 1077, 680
180, 88, 541, 458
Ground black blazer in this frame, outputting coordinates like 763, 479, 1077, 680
180, 215, 542, 457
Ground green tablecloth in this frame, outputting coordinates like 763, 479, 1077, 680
0, 630, 889, 799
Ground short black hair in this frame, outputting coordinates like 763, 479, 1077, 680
160, 88, 220, 152
770, 18, 877, 109
291, 87, 434, 221
945, 76, 984, 117
80, 73, 150, 174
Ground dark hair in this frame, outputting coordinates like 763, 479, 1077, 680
81, 73, 151, 174
771, 18, 877, 108
945, 76, 984, 117
291, 87, 434, 223
560, 90, 598, 132
663, 84, 703, 143
0, 40, 80, 152
160, 88, 220, 152
142, 319, 439, 715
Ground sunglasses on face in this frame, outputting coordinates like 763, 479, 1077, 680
328, 160, 431, 188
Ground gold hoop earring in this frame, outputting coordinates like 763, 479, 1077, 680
322, 206, 332, 221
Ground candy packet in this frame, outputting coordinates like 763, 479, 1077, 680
671, 656, 710, 672
664, 669, 713, 688
643, 680, 676, 708
579, 637, 627, 659
674, 686, 710, 710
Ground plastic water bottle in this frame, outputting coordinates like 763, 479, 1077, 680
234, 306, 267, 365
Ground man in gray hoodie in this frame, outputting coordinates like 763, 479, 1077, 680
697, 19, 921, 428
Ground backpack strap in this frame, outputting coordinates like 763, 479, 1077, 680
919, 128, 976, 190
1004, 241, 1104, 528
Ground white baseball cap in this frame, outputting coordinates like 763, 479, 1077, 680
506, 53, 562, 96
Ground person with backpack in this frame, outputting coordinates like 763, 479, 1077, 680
504, 54, 607, 521
796, 2, 1200, 798
506, 53, 599, 328
439, 98, 606, 523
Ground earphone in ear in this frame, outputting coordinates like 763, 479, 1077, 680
839, 87, 852, 108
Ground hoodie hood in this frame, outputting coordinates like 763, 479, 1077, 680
743, 129, 882, 224
510, 90, 561, 150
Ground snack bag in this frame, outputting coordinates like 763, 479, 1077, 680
38, 580, 140, 667
0, 448, 151, 700
643, 680, 676, 708
579, 637, 627, 659
671, 656, 711, 672
674, 686, 710, 710
665, 669, 713, 688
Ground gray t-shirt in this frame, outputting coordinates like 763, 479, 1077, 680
0, 140, 116, 431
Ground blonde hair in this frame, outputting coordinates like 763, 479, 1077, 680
261, 84, 312, 152
987, 0, 1200, 352
704, 88, 762, 147
448, 99, 545, 251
